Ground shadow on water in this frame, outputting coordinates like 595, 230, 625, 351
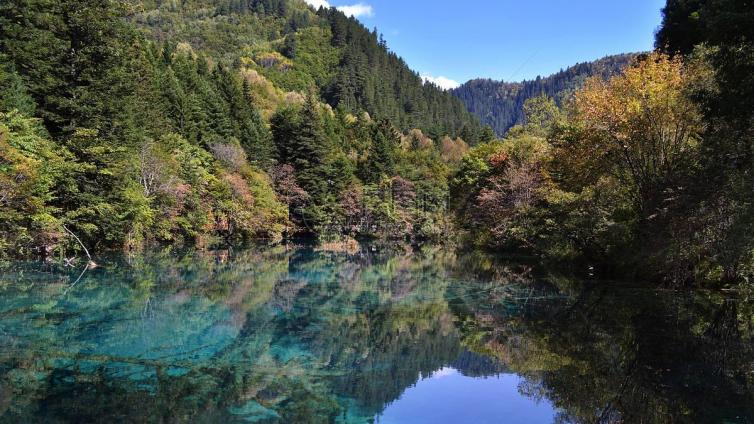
0, 244, 752, 423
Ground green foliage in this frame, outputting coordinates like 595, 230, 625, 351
0, 0, 140, 139
452, 133, 554, 250
654, 0, 754, 285
452, 45, 754, 287
0, 55, 35, 115
129, 0, 481, 139
359, 124, 397, 184
0, 2, 289, 254
316, 8, 481, 139
452, 54, 636, 136
0, 0, 487, 252
3, 0, 750, 290
0, 112, 69, 258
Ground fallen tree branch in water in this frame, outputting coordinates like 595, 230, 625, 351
62, 225, 91, 261
62, 225, 97, 269
64, 264, 89, 295
60, 225, 97, 295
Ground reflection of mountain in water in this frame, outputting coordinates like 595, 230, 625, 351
450, 279, 754, 424
0, 245, 752, 423
0, 246, 493, 423
451, 350, 509, 378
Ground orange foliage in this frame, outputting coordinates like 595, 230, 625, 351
223, 173, 255, 207
489, 152, 509, 168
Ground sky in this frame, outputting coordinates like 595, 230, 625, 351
304, 0, 667, 89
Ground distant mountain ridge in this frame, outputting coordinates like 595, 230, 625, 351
452, 53, 639, 135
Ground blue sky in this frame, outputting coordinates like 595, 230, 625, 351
305, 0, 666, 88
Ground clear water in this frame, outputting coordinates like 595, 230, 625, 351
0, 245, 752, 423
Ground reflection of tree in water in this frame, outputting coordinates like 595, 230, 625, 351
450, 270, 754, 424
268, 245, 467, 419
0, 245, 500, 423
2, 246, 752, 423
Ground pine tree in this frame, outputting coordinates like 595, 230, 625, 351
292, 94, 330, 204
360, 127, 396, 183
271, 106, 301, 165
213, 64, 273, 166
479, 126, 496, 143
0, 0, 139, 139
0, 55, 35, 115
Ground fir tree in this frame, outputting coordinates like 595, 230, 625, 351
360, 127, 396, 183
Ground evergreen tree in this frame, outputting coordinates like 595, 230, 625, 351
213, 64, 273, 166
271, 106, 301, 165
479, 126, 496, 143
291, 94, 331, 205
0, 0, 139, 139
360, 127, 396, 183
271, 93, 335, 227
318, 7, 481, 137
0, 55, 35, 115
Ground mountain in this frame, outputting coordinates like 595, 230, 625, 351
132, 0, 482, 141
0, 0, 483, 254
451, 54, 637, 135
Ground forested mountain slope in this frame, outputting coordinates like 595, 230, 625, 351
2, 0, 752, 288
452, 54, 636, 135
0, 0, 482, 256
132, 0, 482, 140
449, 0, 754, 286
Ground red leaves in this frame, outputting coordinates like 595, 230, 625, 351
489, 152, 509, 168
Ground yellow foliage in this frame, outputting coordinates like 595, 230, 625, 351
567, 52, 704, 205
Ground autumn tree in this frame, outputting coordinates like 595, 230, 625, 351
0, 111, 72, 257
439, 136, 470, 163
563, 53, 704, 210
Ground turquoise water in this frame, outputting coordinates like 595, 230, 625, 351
0, 245, 752, 423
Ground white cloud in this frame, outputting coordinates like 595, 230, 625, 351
337, 3, 374, 17
429, 367, 458, 379
421, 74, 461, 90
304, 0, 374, 18
303, 0, 330, 8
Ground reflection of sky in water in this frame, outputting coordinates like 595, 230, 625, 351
377, 368, 557, 424
2, 248, 752, 423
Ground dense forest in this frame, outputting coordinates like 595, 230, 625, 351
1, 0, 753, 288
452, 54, 635, 135
451, 0, 754, 286
0, 0, 485, 258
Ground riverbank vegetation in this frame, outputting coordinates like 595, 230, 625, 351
453, 1, 754, 286
1, 0, 752, 287
0, 0, 481, 259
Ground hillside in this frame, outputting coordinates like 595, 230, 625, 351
2, 0, 752, 287
452, 54, 636, 135
0, 0, 482, 255
132, 0, 482, 141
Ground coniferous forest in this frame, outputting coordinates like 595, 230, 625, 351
1, 0, 754, 288
0, 0, 484, 255
452, 54, 636, 135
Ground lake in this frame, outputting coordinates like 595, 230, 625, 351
0, 244, 752, 423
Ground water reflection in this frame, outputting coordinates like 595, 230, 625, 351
377, 368, 557, 424
0, 245, 752, 423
